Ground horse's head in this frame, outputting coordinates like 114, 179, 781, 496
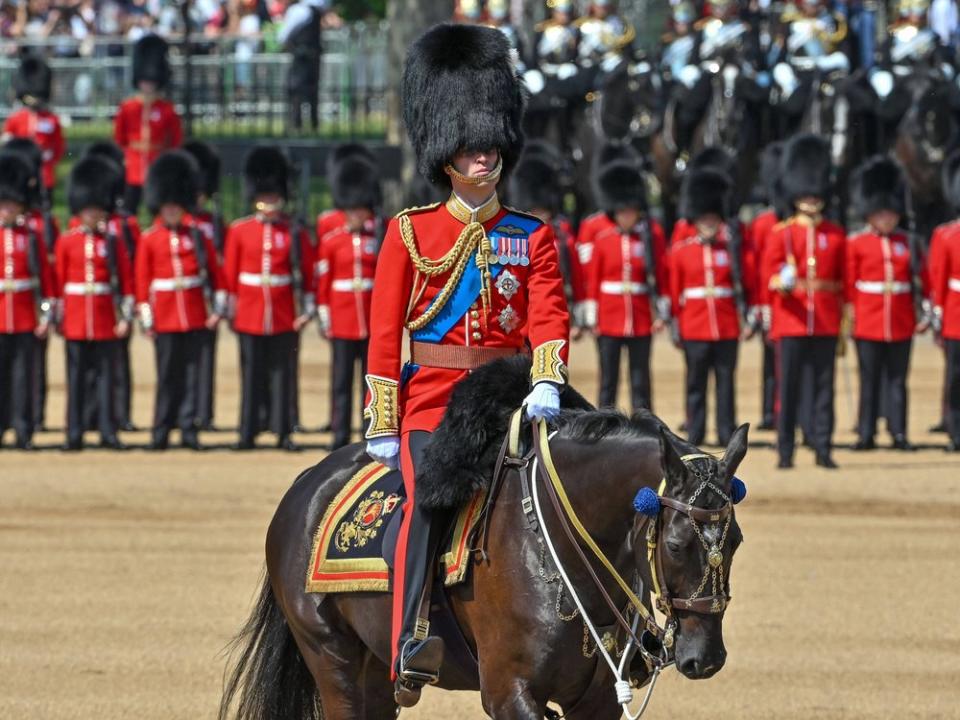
644, 424, 749, 679
596, 60, 660, 142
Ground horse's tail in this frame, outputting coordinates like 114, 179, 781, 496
219, 571, 320, 720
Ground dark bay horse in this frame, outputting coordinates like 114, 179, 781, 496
220, 360, 748, 720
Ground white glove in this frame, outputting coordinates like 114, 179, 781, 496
779, 263, 797, 291
524, 382, 561, 422
366, 436, 400, 469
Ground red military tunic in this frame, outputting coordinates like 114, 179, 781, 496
365, 195, 570, 436
113, 96, 183, 186
135, 219, 225, 333
583, 213, 668, 337
69, 213, 142, 259
669, 230, 751, 341
2, 108, 64, 190
316, 224, 378, 340
188, 209, 224, 256
845, 229, 917, 343
1, 221, 55, 333
223, 215, 315, 336
56, 226, 134, 341
929, 220, 960, 340
316, 208, 347, 248
762, 215, 846, 339
747, 208, 778, 310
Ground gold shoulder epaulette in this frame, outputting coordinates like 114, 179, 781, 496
396, 201, 441, 219
572, 16, 589, 28
772, 218, 792, 232
534, 19, 555, 32
780, 8, 800, 24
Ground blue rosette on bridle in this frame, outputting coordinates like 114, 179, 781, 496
633, 487, 661, 517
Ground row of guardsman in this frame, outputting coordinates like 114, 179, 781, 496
3, 127, 960, 465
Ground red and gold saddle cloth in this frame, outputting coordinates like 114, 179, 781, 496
305, 461, 485, 593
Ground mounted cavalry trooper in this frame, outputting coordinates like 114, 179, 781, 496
182, 140, 225, 431
669, 167, 755, 448
316, 148, 382, 451
582, 159, 668, 413
1, 53, 64, 203
485, 0, 527, 74
113, 35, 183, 214
0, 152, 54, 450
224, 147, 316, 451
845, 156, 925, 452
136, 151, 225, 451
57, 156, 135, 451
363, 24, 570, 706
762, 134, 847, 469
575, 0, 635, 76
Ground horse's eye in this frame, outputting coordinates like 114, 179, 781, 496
666, 540, 682, 553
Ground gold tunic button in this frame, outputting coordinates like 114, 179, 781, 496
470, 302, 478, 310
470, 320, 480, 330
470, 310, 479, 319
472, 332, 482, 341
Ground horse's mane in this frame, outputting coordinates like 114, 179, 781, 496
554, 407, 697, 455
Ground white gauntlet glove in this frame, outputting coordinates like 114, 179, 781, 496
524, 382, 561, 422
366, 436, 401, 469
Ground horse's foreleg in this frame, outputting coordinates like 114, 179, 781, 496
360, 650, 397, 720
480, 681, 546, 720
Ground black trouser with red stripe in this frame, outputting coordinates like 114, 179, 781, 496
777, 336, 836, 461
330, 338, 368, 448
238, 331, 297, 443
761, 335, 776, 426
597, 335, 652, 412
196, 328, 217, 429
66, 339, 118, 445
684, 339, 738, 446
946, 339, 960, 445
153, 330, 203, 441
0, 332, 36, 445
855, 338, 911, 442
32, 336, 48, 430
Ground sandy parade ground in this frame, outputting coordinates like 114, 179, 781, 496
1, 329, 958, 719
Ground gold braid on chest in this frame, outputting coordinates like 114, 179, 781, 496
399, 214, 494, 331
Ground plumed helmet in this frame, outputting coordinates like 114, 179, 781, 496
14, 52, 52, 104
509, 154, 561, 215
778, 133, 831, 205
680, 167, 733, 220
942, 149, 960, 213
132, 34, 171, 89
402, 23, 525, 188
593, 160, 647, 213
0, 152, 33, 206
243, 146, 289, 202
69, 156, 121, 215
146, 150, 200, 215
182, 140, 221, 197
330, 154, 382, 211
851, 155, 907, 220
1, 138, 43, 207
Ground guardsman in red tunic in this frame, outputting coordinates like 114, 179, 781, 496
929, 151, 960, 452
583, 159, 668, 411
1, 53, 64, 202
670, 167, 755, 446
507, 151, 585, 331
364, 25, 569, 706
846, 157, 924, 451
746, 141, 785, 430
56, 157, 135, 451
114, 35, 183, 214
0, 153, 54, 449
224, 147, 315, 451
183, 140, 225, 431
762, 134, 846, 469
137, 151, 225, 451
316, 151, 381, 450
1, 138, 60, 432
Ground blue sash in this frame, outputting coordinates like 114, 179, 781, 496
411, 212, 542, 343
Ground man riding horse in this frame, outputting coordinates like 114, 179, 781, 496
362, 22, 571, 707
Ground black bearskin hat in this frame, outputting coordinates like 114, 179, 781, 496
752, 141, 784, 205
83, 141, 125, 210
0, 152, 32, 206
851, 155, 906, 219
509, 154, 561, 215
243, 146, 289, 202
593, 160, 647, 213
146, 150, 199, 215
69, 156, 120, 215
402, 23, 525, 187
680, 167, 732, 220
330, 155, 382, 210
14, 52, 51, 104
687, 146, 736, 179
132, 34, 171, 89
182, 140, 221, 197
327, 142, 377, 176
1, 138, 43, 207
942, 149, 960, 213
778, 133, 831, 205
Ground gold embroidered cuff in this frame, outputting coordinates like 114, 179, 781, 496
531, 339, 568, 385
364, 375, 400, 438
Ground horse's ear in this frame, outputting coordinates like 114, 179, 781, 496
721, 423, 749, 480
658, 428, 686, 487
